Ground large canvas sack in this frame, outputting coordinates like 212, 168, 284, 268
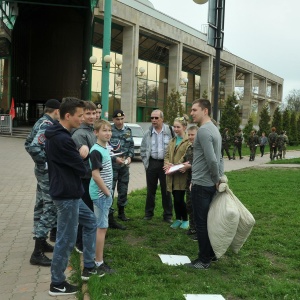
208, 182, 240, 258
228, 188, 255, 254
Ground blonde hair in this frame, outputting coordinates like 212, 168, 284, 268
174, 114, 189, 126
94, 119, 111, 132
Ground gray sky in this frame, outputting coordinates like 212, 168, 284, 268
149, 0, 300, 101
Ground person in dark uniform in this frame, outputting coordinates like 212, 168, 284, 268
268, 127, 278, 160
248, 130, 259, 161
232, 129, 243, 160
110, 109, 134, 226
221, 128, 232, 160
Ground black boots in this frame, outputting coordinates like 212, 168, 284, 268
118, 205, 130, 221
49, 227, 57, 242
30, 238, 52, 266
109, 213, 126, 230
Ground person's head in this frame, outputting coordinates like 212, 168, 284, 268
93, 119, 112, 144
59, 97, 85, 131
250, 130, 255, 136
262, 132, 265, 136
150, 109, 164, 130
281, 130, 284, 135
112, 109, 125, 129
187, 125, 198, 143
190, 99, 211, 125
82, 101, 96, 125
95, 102, 102, 119
44, 99, 61, 121
173, 115, 189, 137
271, 127, 276, 132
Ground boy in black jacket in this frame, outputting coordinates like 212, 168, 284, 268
45, 98, 101, 297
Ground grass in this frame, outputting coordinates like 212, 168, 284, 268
69, 166, 300, 300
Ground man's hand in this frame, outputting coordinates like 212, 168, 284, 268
179, 161, 191, 173
79, 145, 89, 159
116, 156, 125, 165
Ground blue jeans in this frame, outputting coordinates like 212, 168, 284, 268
191, 184, 217, 264
51, 199, 96, 285
94, 194, 113, 228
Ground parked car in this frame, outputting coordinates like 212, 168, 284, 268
110, 122, 144, 157
125, 123, 144, 157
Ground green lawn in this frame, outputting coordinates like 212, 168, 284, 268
70, 167, 300, 300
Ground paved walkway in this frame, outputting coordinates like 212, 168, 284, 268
0, 136, 299, 299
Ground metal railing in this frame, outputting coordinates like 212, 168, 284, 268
0, 114, 12, 134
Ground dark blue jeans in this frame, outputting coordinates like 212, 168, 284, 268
191, 184, 217, 264
51, 199, 96, 285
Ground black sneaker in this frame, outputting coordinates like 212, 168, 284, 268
185, 258, 210, 269
49, 281, 78, 296
81, 265, 105, 281
30, 252, 52, 266
97, 262, 116, 274
186, 228, 197, 235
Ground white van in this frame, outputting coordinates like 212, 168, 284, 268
125, 123, 144, 157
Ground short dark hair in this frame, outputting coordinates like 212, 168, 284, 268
60, 97, 85, 120
84, 101, 96, 111
192, 99, 211, 116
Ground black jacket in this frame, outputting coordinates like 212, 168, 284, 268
45, 122, 87, 200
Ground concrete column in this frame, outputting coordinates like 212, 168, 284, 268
121, 25, 139, 122
187, 73, 195, 109
225, 65, 236, 100
278, 84, 283, 102
269, 101, 277, 117
167, 43, 183, 93
158, 66, 167, 103
200, 56, 213, 101
241, 72, 253, 125
271, 83, 278, 101
257, 78, 267, 122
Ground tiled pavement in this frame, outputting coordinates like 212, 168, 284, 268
0, 136, 299, 299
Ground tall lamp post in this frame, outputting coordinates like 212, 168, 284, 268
101, 0, 112, 120
193, 0, 225, 122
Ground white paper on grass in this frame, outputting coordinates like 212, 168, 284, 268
184, 294, 225, 300
158, 254, 191, 265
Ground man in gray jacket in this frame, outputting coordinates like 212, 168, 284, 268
140, 110, 173, 222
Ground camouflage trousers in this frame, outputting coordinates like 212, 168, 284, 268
112, 165, 130, 211
33, 166, 57, 239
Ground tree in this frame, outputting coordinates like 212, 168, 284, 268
282, 108, 290, 136
258, 104, 270, 135
243, 116, 254, 145
289, 111, 298, 145
219, 93, 241, 141
202, 90, 208, 99
163, 89, 184, 126
271, 106, 282, 133
297, 116, 300, 144
285, 89, 300, 113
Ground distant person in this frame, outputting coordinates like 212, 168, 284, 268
141, 109, 173, 223
248, 130, 259, 161
282, 131, 289, 158
72, 101, 97, 253
181, 125, 198, 238
163, 116, 190, 230
232, 129, 243, 160
25, 99, 60, 267
89, 119, 115, 274
276, 131, 288, 159
110, 109, 134, 227
259, 132, 268, 157
45, 98, 99, 296
185, 99, 223, 269
268, 127, 278, 160
95, 102, 102, 119
221, 128, 232, 160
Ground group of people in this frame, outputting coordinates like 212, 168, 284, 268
25, 98, 135, 296
30, 97, 289, 295
268, 127, 289, 160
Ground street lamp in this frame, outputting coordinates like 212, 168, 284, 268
194, 0, 225, 122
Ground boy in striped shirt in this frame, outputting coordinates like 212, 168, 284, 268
89, 119, 115, 274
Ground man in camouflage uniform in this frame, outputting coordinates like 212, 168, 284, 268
276, 131, 288, 159
268, 127, 278, 160
109, 109, 134, 227
232, 129, 243, 160
248, 130, 259, 161
24, 99, 60, 266
221, 128, 232, 160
